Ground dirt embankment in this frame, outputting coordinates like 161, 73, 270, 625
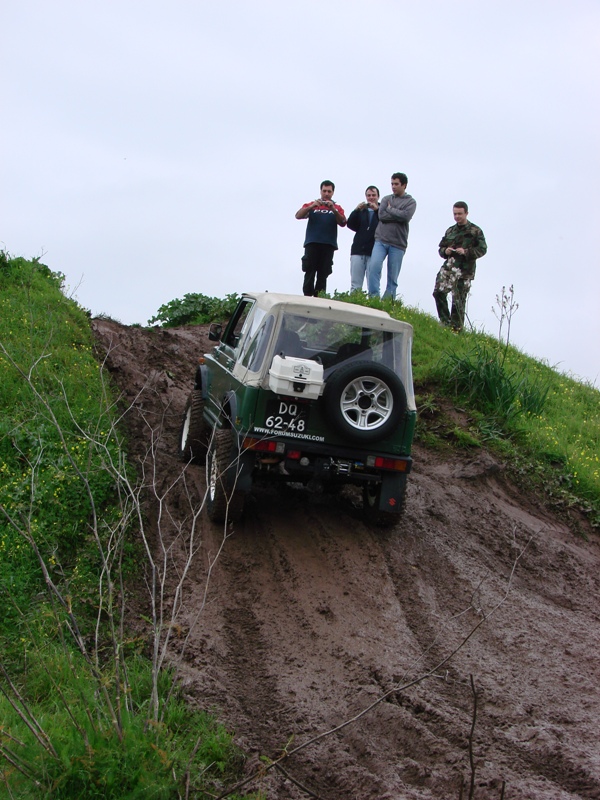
92, 318, 600, 800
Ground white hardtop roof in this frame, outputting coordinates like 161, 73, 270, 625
243, 292, 413, 333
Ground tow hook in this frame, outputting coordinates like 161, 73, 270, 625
331, 458, 352, 476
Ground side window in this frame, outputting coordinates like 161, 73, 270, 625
223, 300, 254, 349
238, 308, 266, 364
241, 314, 275, 372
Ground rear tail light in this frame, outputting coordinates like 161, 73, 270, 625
242, 437, 285, 454
366, 455, 409, 472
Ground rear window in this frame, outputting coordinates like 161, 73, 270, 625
277, 314, 405, 374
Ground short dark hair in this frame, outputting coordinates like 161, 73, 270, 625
453, 201, 469, 213
320, 180, 335, 191
365, 185, 380, 197
391, 172, 408, 185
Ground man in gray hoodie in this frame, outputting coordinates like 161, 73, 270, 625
367, 172, 417, 299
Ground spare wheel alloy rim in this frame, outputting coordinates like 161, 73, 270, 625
340, 375, 393, 430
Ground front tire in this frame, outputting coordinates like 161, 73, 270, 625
206, 428, 246, 524
179, 390, 210, 463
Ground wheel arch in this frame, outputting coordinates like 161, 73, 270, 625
216, 390, 241, 436
193, 364, 209, 396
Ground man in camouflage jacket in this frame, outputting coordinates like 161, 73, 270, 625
433, 201, 487, 331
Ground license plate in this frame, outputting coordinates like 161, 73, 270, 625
263, 399, 310, 434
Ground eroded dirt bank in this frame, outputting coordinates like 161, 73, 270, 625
92, 318, 600, 800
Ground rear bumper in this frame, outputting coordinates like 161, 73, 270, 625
241, 433, 412, 485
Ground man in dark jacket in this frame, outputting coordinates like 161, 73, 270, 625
433, 201, 487, 331
295, 180, 346, 296
346, 186, 380, 292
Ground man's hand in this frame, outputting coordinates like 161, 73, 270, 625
445, 247, 466, 256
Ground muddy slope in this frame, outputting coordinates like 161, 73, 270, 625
92, 318, 600, 800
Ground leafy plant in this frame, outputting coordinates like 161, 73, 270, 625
148, 293, 240, 327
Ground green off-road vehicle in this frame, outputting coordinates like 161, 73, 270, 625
179, 293, 416, 526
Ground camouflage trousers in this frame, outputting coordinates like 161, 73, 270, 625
433, 258, 473, 330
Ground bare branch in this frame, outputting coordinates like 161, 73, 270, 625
467, 674, 478, 800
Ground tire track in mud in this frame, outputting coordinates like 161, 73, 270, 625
202, 487, 418, 798
221, 486, 474, 798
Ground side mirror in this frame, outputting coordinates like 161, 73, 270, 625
208, 323, 223, 342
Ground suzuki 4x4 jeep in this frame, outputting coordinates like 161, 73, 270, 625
178, 293, 416, 527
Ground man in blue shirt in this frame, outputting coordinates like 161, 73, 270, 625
295, 180, 346, 296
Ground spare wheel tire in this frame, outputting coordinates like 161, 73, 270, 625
323, 360, 406, 443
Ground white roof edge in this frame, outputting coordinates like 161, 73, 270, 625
242, 292, 413, 331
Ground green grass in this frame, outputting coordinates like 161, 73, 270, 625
1, 645, 245, 799
0, 253, 259, 799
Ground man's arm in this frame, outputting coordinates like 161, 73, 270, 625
381, 197, 417, 223
463, 226, 487, 260
439, 228, 454, 258
346, 208, 361, 232
376, 196, 392, 221
295, 201, 317, 220
332, 203, 346, 227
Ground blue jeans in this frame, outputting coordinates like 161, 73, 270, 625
350, 254, 370, 291
367, 241, 405, 298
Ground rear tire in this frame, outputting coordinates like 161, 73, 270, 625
206, 428, 246, 524
179, 390, 210, 463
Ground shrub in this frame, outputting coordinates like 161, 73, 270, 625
148, 293, 240, 327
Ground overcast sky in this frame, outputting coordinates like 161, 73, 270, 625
2, 0, 599, 385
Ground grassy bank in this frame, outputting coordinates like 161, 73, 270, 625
0, 253, 257, 799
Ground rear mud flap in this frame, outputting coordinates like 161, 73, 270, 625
378, 473, 408, 514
